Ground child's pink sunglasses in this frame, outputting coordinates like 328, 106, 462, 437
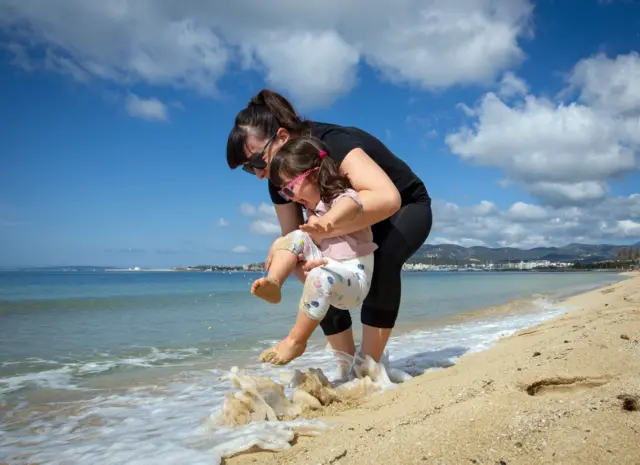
278, 167, 319, 201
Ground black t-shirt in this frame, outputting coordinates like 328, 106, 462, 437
268, 122, 429, 206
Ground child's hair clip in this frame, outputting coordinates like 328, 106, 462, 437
318, 151, 327, 158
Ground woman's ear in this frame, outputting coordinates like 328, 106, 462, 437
276, 127, 290, 143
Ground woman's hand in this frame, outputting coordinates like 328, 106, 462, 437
301, 258, 329, 276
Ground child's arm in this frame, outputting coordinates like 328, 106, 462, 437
300, 191, 362, 234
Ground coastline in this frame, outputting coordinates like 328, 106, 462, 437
228, 272, 640, 465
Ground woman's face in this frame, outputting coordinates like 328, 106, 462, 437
243, 129, 289, 180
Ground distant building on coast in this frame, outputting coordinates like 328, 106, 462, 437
402, 259, 573, 272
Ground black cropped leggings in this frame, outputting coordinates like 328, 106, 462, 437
319, 199, 433, 335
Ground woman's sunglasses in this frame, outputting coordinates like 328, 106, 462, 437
278, 168, 318, 201
242, 133, 277, 175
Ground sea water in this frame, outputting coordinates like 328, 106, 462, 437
0, 270, 626, 463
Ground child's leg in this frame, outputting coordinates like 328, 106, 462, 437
259, 304, 320, 365
251, 238, 298, 304
252, 230, 322, 304
317, 254, 375, 376
259, 264, 334, 365
258, 252, 373, 367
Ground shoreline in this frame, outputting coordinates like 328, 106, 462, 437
227, 272, 640, 465
1, 273, 623, 396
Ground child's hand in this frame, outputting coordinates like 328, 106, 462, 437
300, 217, 333, 235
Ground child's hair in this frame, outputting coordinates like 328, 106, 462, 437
269, 136, 352, 204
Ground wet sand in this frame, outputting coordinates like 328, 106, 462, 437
227, 272, 640, 465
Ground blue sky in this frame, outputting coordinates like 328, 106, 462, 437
1, 0, 640, 268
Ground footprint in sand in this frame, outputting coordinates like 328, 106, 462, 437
524, 376, 610, 397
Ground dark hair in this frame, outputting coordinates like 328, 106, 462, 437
269, 136, 352, 205
226, 89, 312, 169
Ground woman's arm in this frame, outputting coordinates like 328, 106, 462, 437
274, 202, 304, 235
322, 148, 401, 238
300, 196, 361, 235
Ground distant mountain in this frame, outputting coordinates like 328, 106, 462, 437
7, 242, 640, 270
409, 242, 639, 266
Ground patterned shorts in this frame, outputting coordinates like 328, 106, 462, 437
276, 229, 375, 321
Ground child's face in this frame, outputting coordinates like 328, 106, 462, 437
279, 171, 322, 210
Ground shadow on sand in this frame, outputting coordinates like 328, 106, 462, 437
389, 346, 470, 376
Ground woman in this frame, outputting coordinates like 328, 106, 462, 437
226, 89, 432, 366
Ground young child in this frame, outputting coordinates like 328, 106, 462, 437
251, 136, 377, 366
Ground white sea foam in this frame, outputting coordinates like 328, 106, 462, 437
0, 366, 78, 394
0, 347, 203, 394
0, 298, 570, 464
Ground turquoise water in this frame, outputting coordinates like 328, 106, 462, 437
0, 270, 623, 367
0, 270, 626, 464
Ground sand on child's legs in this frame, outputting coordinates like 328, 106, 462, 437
259, 253, 374, 366
252, 231, 322, 304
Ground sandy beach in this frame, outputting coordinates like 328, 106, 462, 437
227, 272, 640, 465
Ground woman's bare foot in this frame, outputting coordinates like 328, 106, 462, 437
251, 277, 282, 304
259, 337, 307, 365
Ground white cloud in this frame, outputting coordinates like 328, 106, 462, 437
498, 71, 528, 98
240, 202, 276, 219
504, 201, 548, 221
125, 94, 169, 122
447, 94, 636, 185
568, 52, 640, 116
249, 30, 359, 109
360, 1, 532, 90
527, 181, 610, 207
0, 1, 229, 94
431, 237, 489, 247
470, 200, 498, 216
446, 53, 640, 207
257, 203, 277, 218
610, 220, 640, 237
0, 0, 534, 108
250, 220, 281, 236
217, 218, 229, 227
231, 245, 249, 253
240, 202, 280, 236
430, 195, 640, 248
239, 203, 257, 217
44, 48, 91, 82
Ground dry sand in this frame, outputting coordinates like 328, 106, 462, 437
227, 273, 640, 465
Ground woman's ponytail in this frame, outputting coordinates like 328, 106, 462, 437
227, 89, 311, 169
249, 89, 311, 135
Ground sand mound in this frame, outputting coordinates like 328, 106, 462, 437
209, 352, 412, 460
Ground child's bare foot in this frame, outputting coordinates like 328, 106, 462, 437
251, 277, 282, 304
259, 337, 307, 365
